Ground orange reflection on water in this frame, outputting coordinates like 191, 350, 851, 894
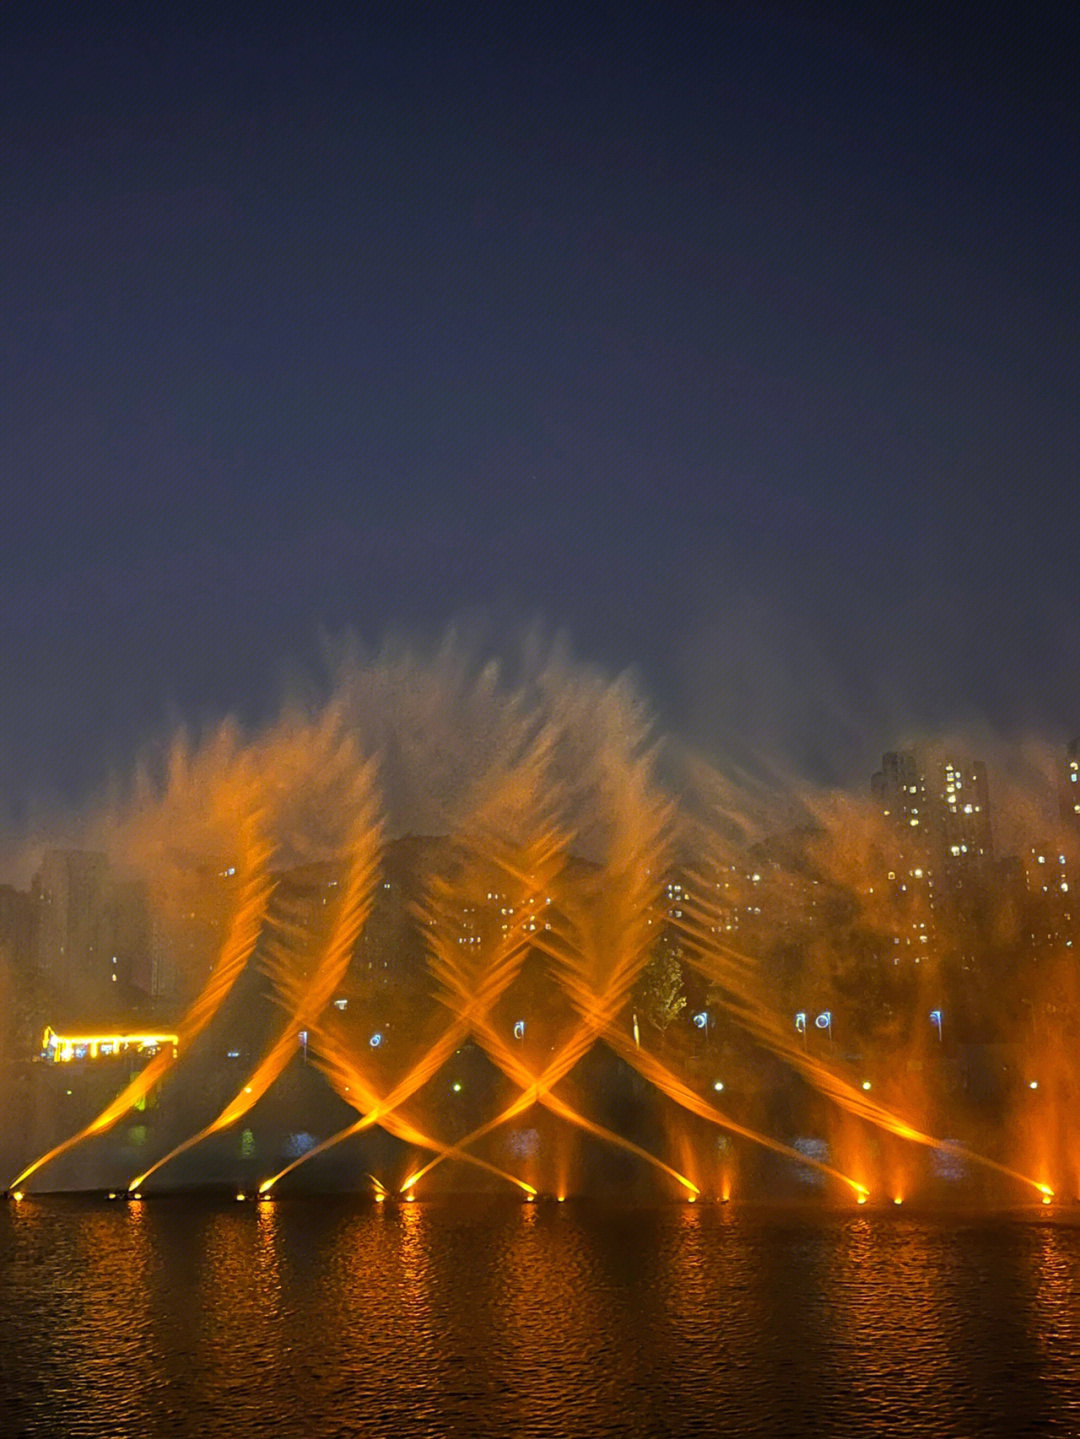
1032, 1221, 1080, 1370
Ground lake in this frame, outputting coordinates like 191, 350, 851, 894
3, 1195, 1080, 1437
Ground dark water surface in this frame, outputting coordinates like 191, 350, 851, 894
4, 1195, 1080, 1438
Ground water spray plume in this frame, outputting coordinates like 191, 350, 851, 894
463, 751, 857, 1196
602, 1022, 868, 1198
11, 821, 275, 1193
678, 891, 1051, 1202
257, 784, 558, 1202
405, 744, 700, 1199
264, 738, 567, 1195
263, 1036, 536, 1197
259, 921, 545, 1196
15, 642, 1080, 1205
403, 993, 703, 1199
130, 766, 382, 1191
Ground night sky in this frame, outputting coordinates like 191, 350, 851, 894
3, 4, 1078, 812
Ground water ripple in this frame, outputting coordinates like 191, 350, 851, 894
5, 1198, 1080, 1437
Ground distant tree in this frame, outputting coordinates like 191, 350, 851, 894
636, 940, 687, 1037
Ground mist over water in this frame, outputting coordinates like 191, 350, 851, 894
2, 633, 1078, 1207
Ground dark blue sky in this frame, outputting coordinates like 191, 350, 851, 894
2, 3, 1078, 809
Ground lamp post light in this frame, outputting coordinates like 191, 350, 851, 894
929, 1009, 943, 1043
815, 1010, 832, 1043
693, 1011, 709, 1047
513, 1020, 526, 1042
795, 1012, 807, 1049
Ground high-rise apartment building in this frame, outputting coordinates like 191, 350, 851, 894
871, 752, 928, 836
870, 752, 936, 964
936, 758, 993, 871
870, 750, 997, 972
872, 752, 993, 874
35, 850, 112, 1018
1025, 841, 1073, 950
0, 883, 39, 1050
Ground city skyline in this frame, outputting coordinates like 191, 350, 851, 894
5, 734, 1079, 1029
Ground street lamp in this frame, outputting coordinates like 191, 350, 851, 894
929, 1009, 943, 1043
815, 1010, 832, 1041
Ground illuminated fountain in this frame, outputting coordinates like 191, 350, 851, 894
9, 827, 275, 1194
4, 646, 1072, 1207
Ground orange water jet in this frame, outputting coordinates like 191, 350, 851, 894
131, 795, 380, 1192
12, 829, 275, 1193
606, 1024, 868, 1198
399, 1001, 701, 1198
259, 1033, 535, 1197
263, 807, 568, 1194
679, 906, 1051, 1202
404, 767, 702, 1199
257, 923, 547, 1193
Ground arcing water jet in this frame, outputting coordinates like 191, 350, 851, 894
11, 823, 275, 1193
130, 770, 381, 1192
